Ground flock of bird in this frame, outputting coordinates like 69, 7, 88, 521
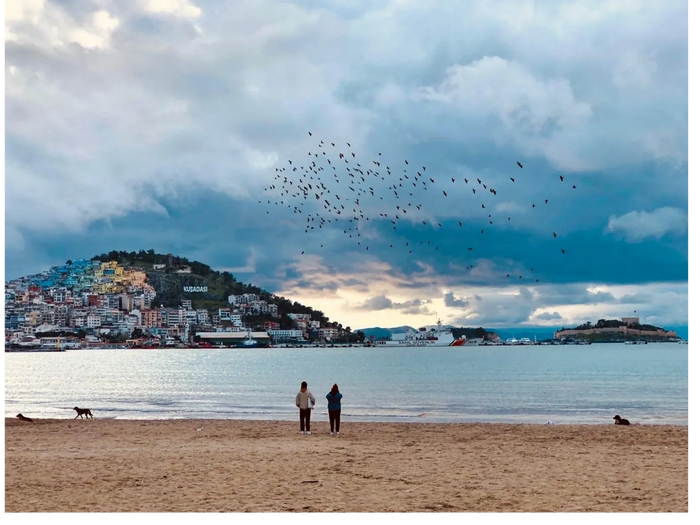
259, 131, 579, 282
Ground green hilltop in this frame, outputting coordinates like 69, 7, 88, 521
91, 250, 497, 342
92, 249, 361, 337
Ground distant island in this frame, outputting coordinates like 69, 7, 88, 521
554, 317, 679, 342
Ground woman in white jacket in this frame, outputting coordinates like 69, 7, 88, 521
295, 381, 316, 434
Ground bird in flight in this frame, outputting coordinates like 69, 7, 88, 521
517, 162, 523, 168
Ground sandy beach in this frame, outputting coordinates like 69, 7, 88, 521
5, 418, 687, 512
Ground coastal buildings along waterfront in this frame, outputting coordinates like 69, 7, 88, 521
5, 258, 684, 350
4, 259, 347, 349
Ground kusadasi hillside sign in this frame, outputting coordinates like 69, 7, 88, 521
183, 286, 208, 293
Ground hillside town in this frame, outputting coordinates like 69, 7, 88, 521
4, 259, 347, 350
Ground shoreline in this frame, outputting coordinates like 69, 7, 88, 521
6, 418, 688, 512
2, 339, 690, 353
4, 415, 689, 425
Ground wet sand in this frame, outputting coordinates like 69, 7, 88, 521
5, 418, 688, 512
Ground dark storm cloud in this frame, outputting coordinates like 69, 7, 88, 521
352, 295, 433, 315
444, 292, 469, 308
4, 1, 687, 328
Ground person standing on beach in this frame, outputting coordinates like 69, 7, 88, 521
326, 384, 343, 436
296, 381, 315, 435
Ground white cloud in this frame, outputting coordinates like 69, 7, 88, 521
607, 207, 687, 242
5, 2, 121, 49
5, 0, 45, 24
69, 11, 120, 50
416, 56, 592, 134
348, 295, 434, 315
145, 0, 202, 19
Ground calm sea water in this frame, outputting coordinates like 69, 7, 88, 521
4, 343, 688, 425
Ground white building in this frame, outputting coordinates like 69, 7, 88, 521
166, 309, 181, 327
229, 293, 259, 305
318, 328, 339, 340
185, 310, 198, 325
86, 315, 102, 329
196, 309, 210, 325
268, 329, 304, 341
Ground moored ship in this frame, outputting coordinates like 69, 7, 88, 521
372, 319, 465, 347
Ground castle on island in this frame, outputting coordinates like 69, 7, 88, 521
554, 317, 678, 341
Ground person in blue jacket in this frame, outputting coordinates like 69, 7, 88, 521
326, 383, 343, 436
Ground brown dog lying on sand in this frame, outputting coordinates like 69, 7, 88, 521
73, 407, 94, 419
16, 413, 33, 422
613, 415, 630, 425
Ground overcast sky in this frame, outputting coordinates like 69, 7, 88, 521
5, 0, 688, 330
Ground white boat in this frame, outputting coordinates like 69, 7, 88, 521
373, 319, 462, 347
39, 337, 81, 350
241, 329, 258, 347
518, 337, 533, 345
678, 339, 688, 344
505, 337, 519, 345
18, 337, 42, 348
